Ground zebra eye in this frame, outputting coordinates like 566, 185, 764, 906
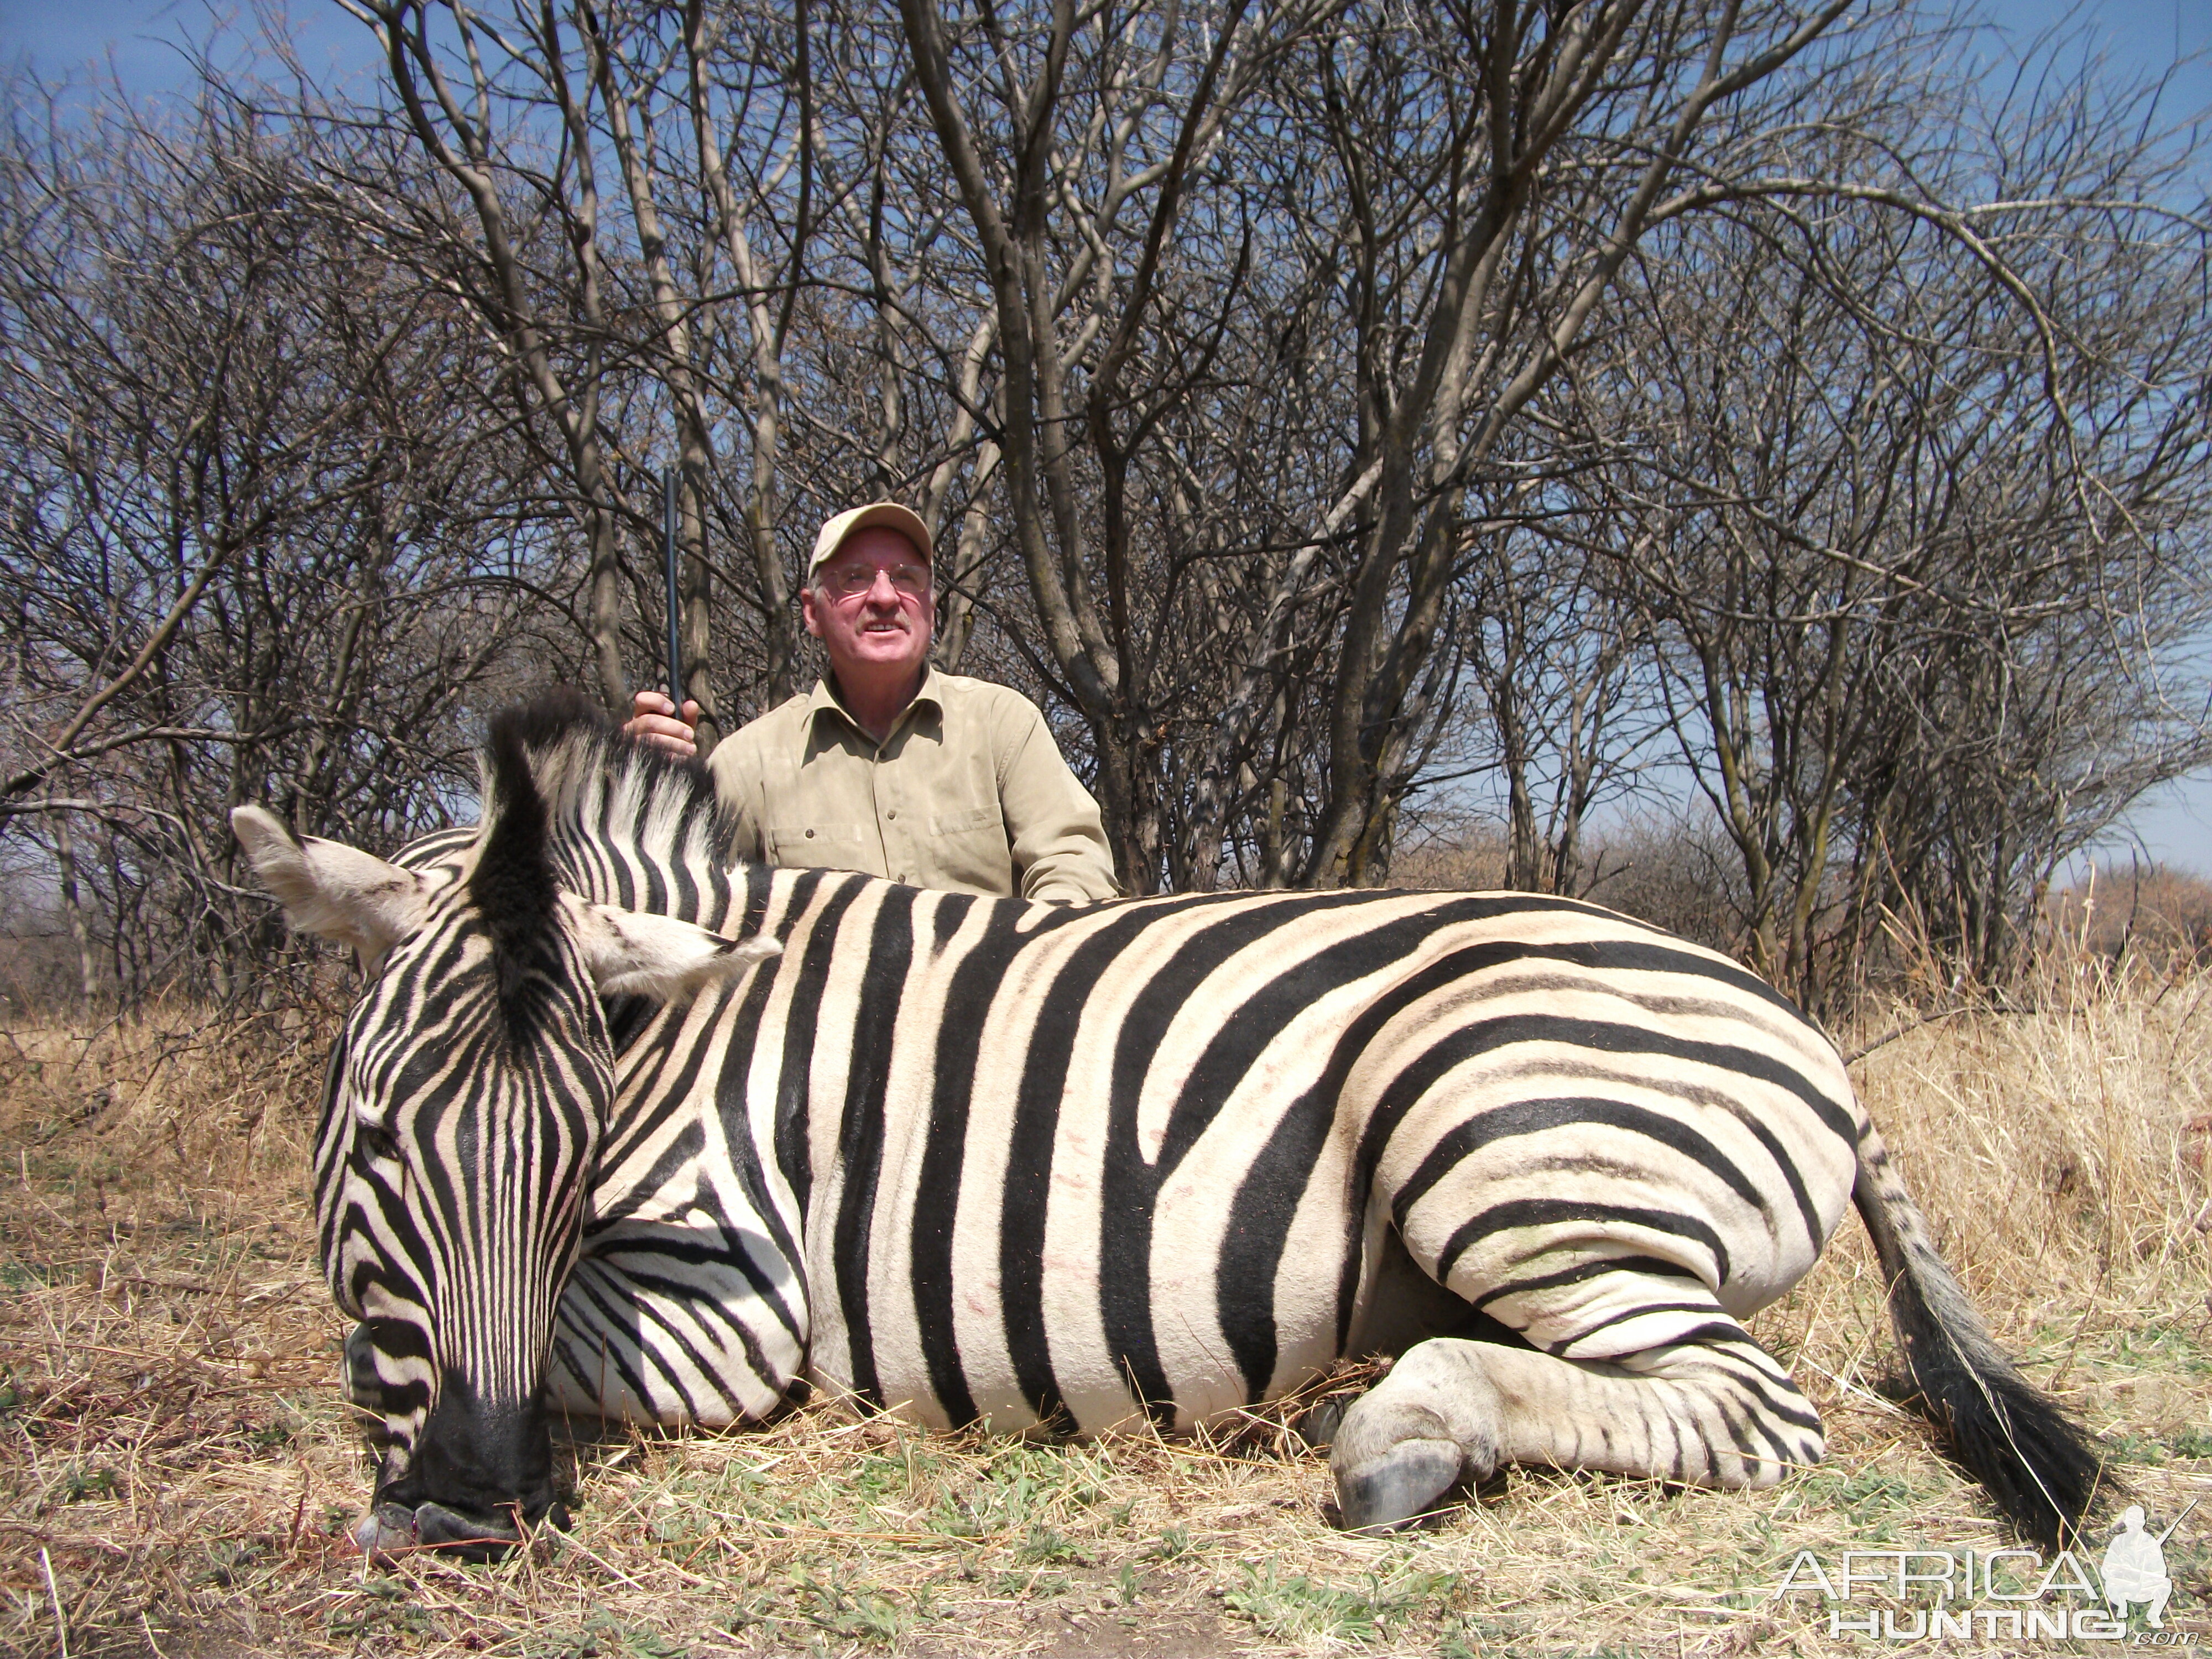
355, 1119, 400, 1166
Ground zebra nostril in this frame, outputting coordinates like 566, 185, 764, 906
354, 1498, 535, 1563
410, 1500, 525, 1559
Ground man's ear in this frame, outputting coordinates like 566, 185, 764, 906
799, 582, 826, 640
231, 806, 432, 963
571, 900, 781, 1001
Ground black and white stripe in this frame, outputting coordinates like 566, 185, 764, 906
249, 692, 2099, 1551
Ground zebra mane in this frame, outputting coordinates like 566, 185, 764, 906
476, 688, 737, 914
472, 703, 567, 1041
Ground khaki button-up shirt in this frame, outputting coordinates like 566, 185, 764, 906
706, 670, 1121, 904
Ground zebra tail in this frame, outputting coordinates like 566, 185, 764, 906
1852, 1118, 2104, 1548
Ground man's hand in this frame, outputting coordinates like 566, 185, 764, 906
625, 691, 700, 760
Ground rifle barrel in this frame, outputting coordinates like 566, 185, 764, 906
662, 468, 684, 706
2154, 1496, 2199, 1546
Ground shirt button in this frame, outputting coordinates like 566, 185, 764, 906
805, 828, 815, 838
886, 809, 898, 820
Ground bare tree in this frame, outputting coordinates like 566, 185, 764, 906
894, 0, 1856, 890
4, 0, 2210, 1013
1460, 493, 1650, 896
0, 77, 551, 1001
1565, 35, 2212, 1000
332, 0, 645, 713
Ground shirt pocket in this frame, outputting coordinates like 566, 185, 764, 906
766, 821, 876, 871
927, 805, 1000, 837
920, 804, 1013, 892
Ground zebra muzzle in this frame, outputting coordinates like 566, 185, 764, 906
352, 1496, 571, 1564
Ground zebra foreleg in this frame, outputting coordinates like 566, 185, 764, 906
1331, 1328, 1825, 1532
543, 1243, 803, 1429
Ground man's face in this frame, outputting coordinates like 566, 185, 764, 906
801, 525, 933, 688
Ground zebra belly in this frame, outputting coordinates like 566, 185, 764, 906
832, 1248, 1345, 1442
815, 1087, 1363, 1436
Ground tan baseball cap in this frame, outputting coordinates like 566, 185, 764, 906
807, 502, 933, 579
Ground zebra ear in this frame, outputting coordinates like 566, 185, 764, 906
573, 901, 781, 1001
231, 806, 433, 964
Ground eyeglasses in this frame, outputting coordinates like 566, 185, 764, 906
820, 561, 931, 599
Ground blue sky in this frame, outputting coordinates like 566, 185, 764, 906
6, 0, 2206, 108
3, 0, 2207, 872
0, 1, 382, 95
1952, 0, 2212, 875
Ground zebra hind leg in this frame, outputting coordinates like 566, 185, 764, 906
1331, 1317, 1826, 1532
1330, 1339, 1506, 1530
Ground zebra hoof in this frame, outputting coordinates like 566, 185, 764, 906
1333, 1436, 1463, 1533
414, 1500, 522, 1558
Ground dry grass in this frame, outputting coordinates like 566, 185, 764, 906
2047, 865, 2212, 971
4, 959, 2211, 1657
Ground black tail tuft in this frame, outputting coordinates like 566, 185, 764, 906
1892, 1298, 2106, 1548
1856, 1121, 2106, 1548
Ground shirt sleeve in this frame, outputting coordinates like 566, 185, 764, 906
705, 719, 774, 867
993, 698, 1123, 904
987, 703, 1124, 911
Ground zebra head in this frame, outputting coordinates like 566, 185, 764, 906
231, 724, 775, 1558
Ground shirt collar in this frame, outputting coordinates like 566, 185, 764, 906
808, 666, 943, 741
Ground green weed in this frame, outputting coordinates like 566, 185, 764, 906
58, 1463, 118, 1503
1222, 1561, 1456, 1647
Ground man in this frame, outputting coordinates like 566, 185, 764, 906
627, 501, 1119, 904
